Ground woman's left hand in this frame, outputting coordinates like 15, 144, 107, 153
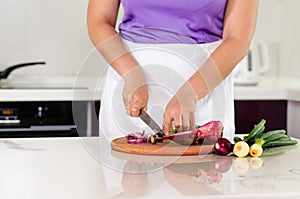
163, 83, 198, 134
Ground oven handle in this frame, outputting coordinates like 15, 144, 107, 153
0, 125, 76, 132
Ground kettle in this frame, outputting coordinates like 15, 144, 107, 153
233, 40, 269, 85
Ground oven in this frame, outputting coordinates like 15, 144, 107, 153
0, 101, 79, 137
0, 62, 101, 138
0, 100, 101, 138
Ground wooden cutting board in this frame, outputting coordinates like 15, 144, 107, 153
111, 137, 214, 156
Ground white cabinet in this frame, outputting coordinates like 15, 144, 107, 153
287, 101, 300, 139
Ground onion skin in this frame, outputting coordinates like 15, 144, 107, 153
214, 138, 233, 156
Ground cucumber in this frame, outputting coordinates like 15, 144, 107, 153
260, 130, 286, 140
263, 140, 298, 148
255, 133, 288, 147
263, 133, 288, 143
244, 119, 266, 142
243, 126, 265, 145
277, 135, 292, 141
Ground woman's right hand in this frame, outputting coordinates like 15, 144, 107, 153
122, 68, 149, 117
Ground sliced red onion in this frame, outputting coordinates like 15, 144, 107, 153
126, 131, 149, 144
148, 135, 157, 145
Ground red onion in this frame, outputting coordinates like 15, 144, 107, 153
214, 138, 233, 156
126, 131, 148, 144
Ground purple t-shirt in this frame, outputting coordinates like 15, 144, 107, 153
119, 0, 227, 44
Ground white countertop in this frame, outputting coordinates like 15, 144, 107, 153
234, 77, 300, 101
0, 76, 102, 101
1, 76, 300, 102
1, 137, 300, 199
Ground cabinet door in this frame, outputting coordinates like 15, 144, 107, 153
287, 101, 300, 139
234, 100, 287, 134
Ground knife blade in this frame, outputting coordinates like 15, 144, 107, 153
140, 110, 165, 136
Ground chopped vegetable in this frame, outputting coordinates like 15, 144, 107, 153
127, 138, 147, 144
148, 135, 157, 145
214, 138, 233, 156
233, 141, 250, 158
125, 131, 148, 144
155, 134, 163, 142
168, 130, 177, 136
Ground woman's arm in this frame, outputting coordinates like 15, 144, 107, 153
87, 0, 137, 76
87, 0, 148, 117
188, 0, 259, 99
163, 0, 259, 133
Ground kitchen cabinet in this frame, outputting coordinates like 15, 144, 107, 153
234, 100, 287, 134
287, 101, 300, 139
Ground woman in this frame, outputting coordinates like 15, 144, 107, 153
87, 0, 259, 142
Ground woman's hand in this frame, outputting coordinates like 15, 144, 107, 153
163, 82, 197, 133
122, 68, 149, 117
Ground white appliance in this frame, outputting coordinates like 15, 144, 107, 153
234, 40, 270, 85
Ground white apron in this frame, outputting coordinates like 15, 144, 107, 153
99, 39, 235, 142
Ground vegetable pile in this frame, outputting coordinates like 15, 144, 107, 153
125, 119, 297, 158
213, 119, 298, 158
125, 121, 223, 146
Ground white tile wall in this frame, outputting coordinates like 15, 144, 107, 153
0, 1, 26, 65
0, 0, 299, 83
0, 0, 95, 81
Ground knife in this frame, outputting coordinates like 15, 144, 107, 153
140, 109, 165, 136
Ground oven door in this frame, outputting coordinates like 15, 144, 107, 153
0, 101, 87, 138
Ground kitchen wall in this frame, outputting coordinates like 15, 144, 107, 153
0, 0, 94, 81
0, 0, 299, 82
255, 0, 300, 78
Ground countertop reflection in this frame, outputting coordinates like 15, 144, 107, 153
1, 137, 300, 199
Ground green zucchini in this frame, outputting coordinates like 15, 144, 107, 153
264, 133, 287, 143
260, 129, 286, 140
260, 134, 288, 147
277, 135, 292, 141
244, 119, 266, 143
263, 140, 298, 148
255, 131, 288, 147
